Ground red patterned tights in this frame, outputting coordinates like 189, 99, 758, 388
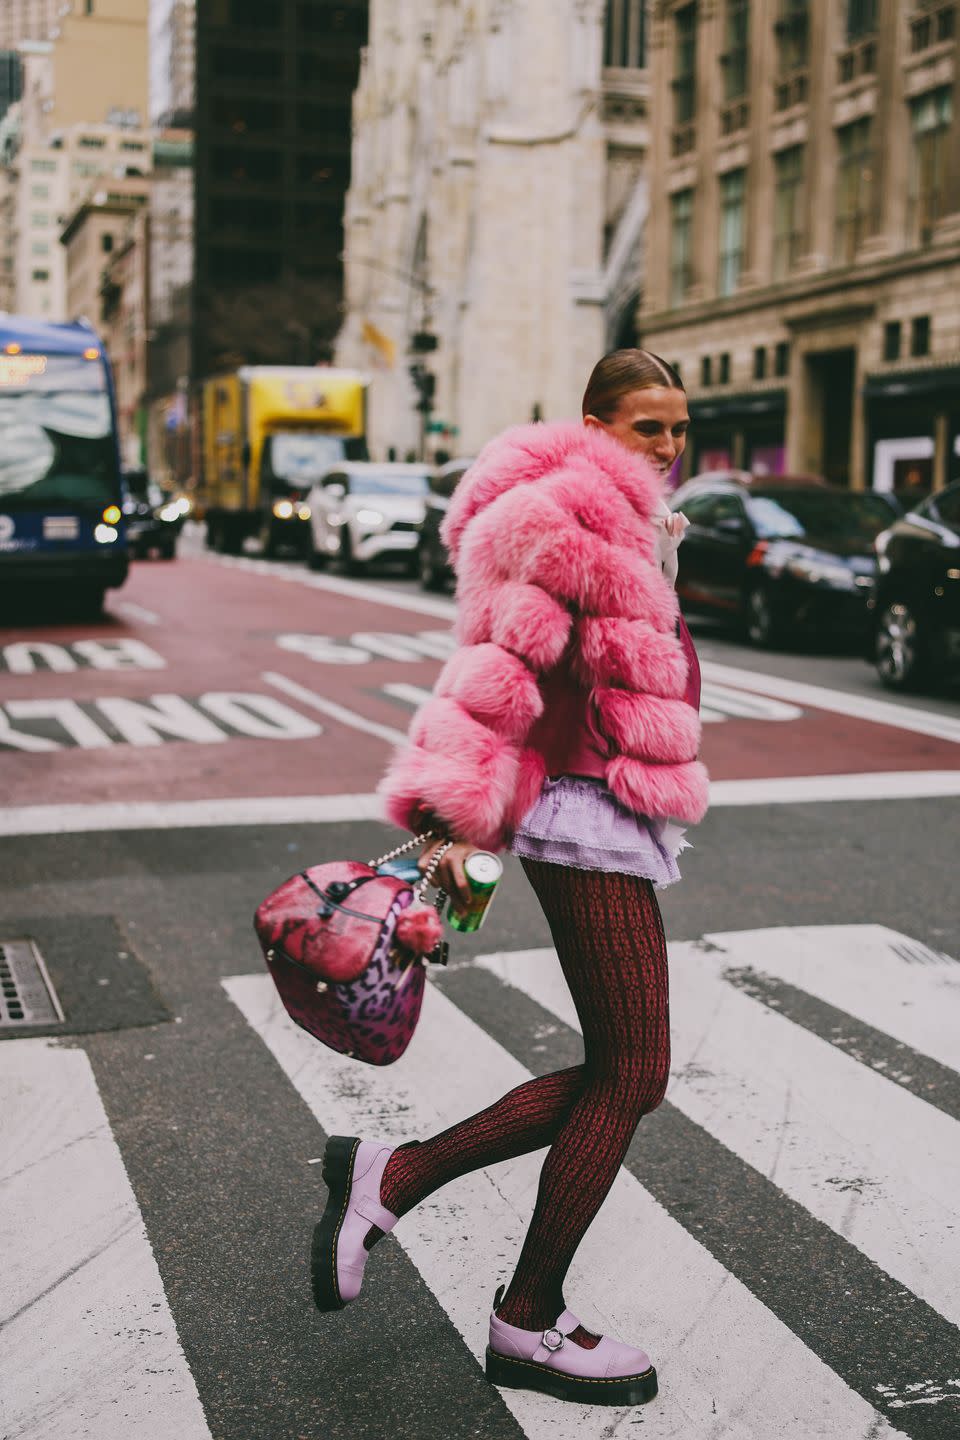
377, 859, 671, 1336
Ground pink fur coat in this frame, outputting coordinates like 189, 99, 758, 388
378, 420, 710, 851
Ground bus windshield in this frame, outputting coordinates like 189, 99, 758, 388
0, 352, 117, 510
262, 432, 347, 489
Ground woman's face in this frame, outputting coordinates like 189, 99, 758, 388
585, 386, 690, 478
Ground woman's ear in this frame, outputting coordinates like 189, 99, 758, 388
583, 414, 604, 432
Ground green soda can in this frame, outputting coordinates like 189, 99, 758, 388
448, 851, 503, 932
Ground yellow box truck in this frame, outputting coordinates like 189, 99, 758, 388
199, 366, 368, 555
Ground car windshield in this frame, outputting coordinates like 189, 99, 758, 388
746, 490, 898, 542
0, 352, 117, 509
348, 470, 429, 496
264, 432, 346, 486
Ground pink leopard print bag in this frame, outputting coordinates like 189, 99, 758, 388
253, 833, 451, 1067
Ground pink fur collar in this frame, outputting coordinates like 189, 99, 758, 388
442, 420, 666, 567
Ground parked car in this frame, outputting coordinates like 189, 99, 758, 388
670, 476, 901, 647
871, 479, 960, 690
418, 457, 474, 591
306, 462, 431, 574
121, 468, 185, 559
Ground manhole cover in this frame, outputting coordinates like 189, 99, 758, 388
0, 938, 65, 1027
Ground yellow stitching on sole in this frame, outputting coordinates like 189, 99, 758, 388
488, 1352, 655, 1385
330, 1138, 361, 1303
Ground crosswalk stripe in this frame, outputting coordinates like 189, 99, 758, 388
699, 924, 960, 1076
223, 971, 908, 1440
474, 934, 960, 1329
0, 1039, 210, 1440
435, 961, 958, 1438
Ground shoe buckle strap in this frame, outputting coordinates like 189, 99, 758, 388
354, 1193, 398, 1231
540, 1327, 565, 1353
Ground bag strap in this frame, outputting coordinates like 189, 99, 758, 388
368, 830, 452, 917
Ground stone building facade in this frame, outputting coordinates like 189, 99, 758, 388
641, 0, 960, 493
337, 0, 651, 459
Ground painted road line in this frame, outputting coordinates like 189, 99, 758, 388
475, 936, 960, 1329
109, 598, 162, 626
213, 552, 457, 620
0, 1039, 210, 1440
261, 670, 408, 745
206, 552, 959, 743
438, 962, 958, 1435
702, 660, 960, 746
0, 794, 386, 837
2, 771, 959, 837
709, 770, 960, 804
224, 972, 907, 1440
700, 924, 960, 1077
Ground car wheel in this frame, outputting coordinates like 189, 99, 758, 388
744, 583, 782, 647
339, 528, 362, 576
875, 599, 928, 691
75, 583, 105, 620
419, 542, 444, 592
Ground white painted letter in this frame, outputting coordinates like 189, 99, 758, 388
2, 643, 77, 675
275, 633, 371, 664
72, 639, 167, 671
0, 707, 63, 751
199, 693, 322, 740
6, 700, 113, 749
96, 695, 227, 746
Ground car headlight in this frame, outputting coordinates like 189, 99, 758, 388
273, 499, 295, 520
297, 505, 311, 521
785, 557, 857, 590
355, 507, 385, 528
159, 503, 181, 522
94, 523, 118, 544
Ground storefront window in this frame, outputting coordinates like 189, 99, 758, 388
718, 170, 746, 296
773, 145, 806, 280
670, 189, 694, 305
910, 87, 953, 244
834, 118, 875, 263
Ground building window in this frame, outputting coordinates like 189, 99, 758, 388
772, 145, 805, 280
718, 169, 746, 297
31, 268, 49, 282
701, 355, 713, 386
883, 320, 901, 361
31, 241, 50, 256
834, 118, 875, 263
910, 87, 953, 244
774, 341, 790, 376
670, 188, 694, 305
604, 0, 646, 68
31, 158, 56, 173
120, 140, 145, 152
31, 184, 49, 199
775, 0, 809, 73
846, 0, 877, 40
753, 346, 767, 380
673, 4, 697, 125
30, 212, 49, 227
84, 0, 94, 13
911, 315, 930, 357
719, 352, 731, 384
102, 234, 114, 253
78, 135, 106, 148
722, 0, 749, 100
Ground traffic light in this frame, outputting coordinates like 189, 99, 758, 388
409, 363, 436, 415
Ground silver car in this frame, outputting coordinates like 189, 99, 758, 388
306, 462, 431, 574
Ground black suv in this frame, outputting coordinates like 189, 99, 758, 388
872, 480, 960, 690
418, 457, 473, 591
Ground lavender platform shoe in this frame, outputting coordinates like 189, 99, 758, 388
485, 1285, 658, 1407
311, 1136, 398, 1312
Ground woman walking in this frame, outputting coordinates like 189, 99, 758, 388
313, 349, 708, 1407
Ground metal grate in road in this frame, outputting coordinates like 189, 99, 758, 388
0, 938, 65, 1027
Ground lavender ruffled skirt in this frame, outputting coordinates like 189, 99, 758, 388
510, 775, 688, 888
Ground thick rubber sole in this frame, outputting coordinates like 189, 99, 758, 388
310, 1135, 362, 1312
485, 1348, 658, 1407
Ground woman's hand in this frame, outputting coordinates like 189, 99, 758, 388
418, 838, 480, 909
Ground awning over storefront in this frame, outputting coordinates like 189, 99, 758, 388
689, 389, 787, 421
863, 366, 960, 400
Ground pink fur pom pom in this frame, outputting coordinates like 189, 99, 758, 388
395, 904, 443, 955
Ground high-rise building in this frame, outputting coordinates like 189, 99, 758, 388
150, 0, 195, 125
0, 0, 60, 50
642, 0, 960, 492
338, 0, 650, 458
191, 0, 368, 379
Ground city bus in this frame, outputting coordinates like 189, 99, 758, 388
199, 366, 369, 555
0, 315, 127, 616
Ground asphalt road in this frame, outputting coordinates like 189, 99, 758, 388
2, 537, 959, 1440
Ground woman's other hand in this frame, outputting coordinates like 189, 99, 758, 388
418, 838, 479, 909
